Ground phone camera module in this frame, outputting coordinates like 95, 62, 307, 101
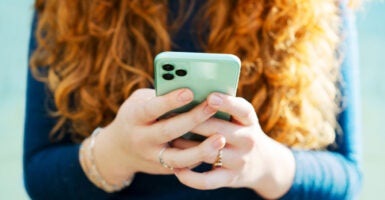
162, 73, 174, 80
162, 64, 174, 71
175, 69, 187, 77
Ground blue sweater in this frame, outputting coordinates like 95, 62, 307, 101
23, 2, 362, 200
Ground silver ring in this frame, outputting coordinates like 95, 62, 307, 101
212, 148, 223, 169
158, 145, 174, 170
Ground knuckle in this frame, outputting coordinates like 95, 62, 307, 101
237, 97, 256, 119
237, 155, 247, 169
131, 88, 152, 99
130, 89, 142, 97
238, 97, 250, 106
159, 124, 175, 140
241, 133, 257, 149
141, 104, 157, 119
241, 109, 255, 122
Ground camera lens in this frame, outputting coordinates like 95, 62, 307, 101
162, 64, 174, 71
175, 69, 187, 76
162, 73, 174, 80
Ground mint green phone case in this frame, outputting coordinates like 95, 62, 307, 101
154, 51, 241, 139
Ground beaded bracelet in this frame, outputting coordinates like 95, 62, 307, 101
80, 127, 133, 193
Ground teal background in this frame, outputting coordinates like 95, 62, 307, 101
0, 1, 384, 199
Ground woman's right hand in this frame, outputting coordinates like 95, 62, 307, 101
88, 88, 226, 187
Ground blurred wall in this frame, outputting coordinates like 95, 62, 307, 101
356, 1, 385, 199
0, 0, 33, 199
0, 1, 384, 199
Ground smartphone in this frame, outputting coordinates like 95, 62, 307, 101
154, 51, 241, 139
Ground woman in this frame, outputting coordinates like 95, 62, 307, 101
24, 0, 362, 199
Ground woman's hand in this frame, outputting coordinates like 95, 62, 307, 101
172, 93, 296, 199
89, 88, 226, 187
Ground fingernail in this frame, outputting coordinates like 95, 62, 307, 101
209, 94, 223, 106
177, 90, 193, 102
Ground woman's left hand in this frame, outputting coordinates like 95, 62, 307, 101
172, 93, 296, 199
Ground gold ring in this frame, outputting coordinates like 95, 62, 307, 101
158, 145, 174, 170
212, 148, 223, 169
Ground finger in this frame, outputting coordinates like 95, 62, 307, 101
174, 168, 234, 190
151, 101, 218, 143
207, 93, 258, 126
171, 138, 240, 169
161, 135, 226, 169
135, 88, 194, 124
191, 118, 244, 145
171, 138, 200, 149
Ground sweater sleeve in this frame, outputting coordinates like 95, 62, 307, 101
280, 4, 363, 200
23, 14, 113, 200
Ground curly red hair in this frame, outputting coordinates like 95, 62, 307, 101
31, 0, 347, 149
